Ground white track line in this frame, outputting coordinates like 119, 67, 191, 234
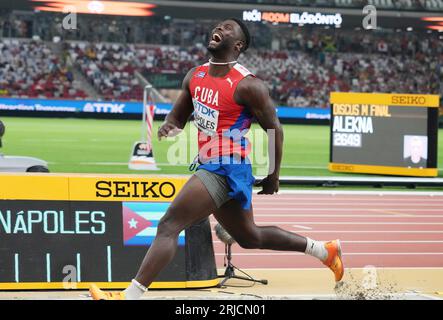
211, 230, 443, 234
228, 267, 443, 270
340, 240, 443, 243
292, 222, 443, 225
278, 222, 443, 225
254, 208, 443, 211
289, 230, 443, 233
254, 202, 443, 207
292, 225, 313, 230
254, 198, 443, 201
210, 222, 443, 225
253, 214, 443, 217
274, 190, 443, 196
215, 252, 443, 256
212, 240, 443, 244
271, 222, 443, 225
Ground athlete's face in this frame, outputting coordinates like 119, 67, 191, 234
207, 20, 244, 55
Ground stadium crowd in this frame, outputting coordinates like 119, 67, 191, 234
243, 49, 442, 107
0, 39, 87, 99
67, 42, 208, 101
190, 0, 437, 11
0, 11, 441, 107
64, 27, 443, 106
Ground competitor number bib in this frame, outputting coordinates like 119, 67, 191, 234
192, 99, 219, 136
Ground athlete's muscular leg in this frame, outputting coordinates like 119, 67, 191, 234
214, 199, 307, 252
134, 175, 217, 287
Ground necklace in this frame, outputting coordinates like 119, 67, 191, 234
209, 59, 237, 65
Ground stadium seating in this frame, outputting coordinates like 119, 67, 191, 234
368, 0, 394, 9
241, 47, 442, 107
423, 0, 443, 10
0, 39, 87, 99
66, 34, 442, 108
334, 0, 355, 7
189, 0, 429, 10
1, 10, 441, 108
67, 42, 208, 101
1, 30, 441, 108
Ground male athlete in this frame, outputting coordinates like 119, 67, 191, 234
90, 18, 344, 300
404, 136, 427, 168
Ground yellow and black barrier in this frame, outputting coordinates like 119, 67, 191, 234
0, 173, 219, 290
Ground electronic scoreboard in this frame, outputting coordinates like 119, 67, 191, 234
329, 92, 439, 177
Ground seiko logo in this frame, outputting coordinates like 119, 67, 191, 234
95, 181, 176, 198
391, 96, 426, 105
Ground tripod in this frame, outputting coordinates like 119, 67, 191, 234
218, 243, 268, 287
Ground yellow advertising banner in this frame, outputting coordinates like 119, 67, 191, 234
329, 163, 438, 177
0, 173, 187, 201
0, 174, 70, 200
330, 92, 440, 107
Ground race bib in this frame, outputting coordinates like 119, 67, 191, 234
192, 99, 219, 136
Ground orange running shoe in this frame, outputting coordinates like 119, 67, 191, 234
89, 284, 125, 300
322, 239, 344, 282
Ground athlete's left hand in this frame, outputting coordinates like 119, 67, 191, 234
255, 174, 279, 195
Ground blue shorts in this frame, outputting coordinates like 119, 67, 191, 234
196, 156, 255, 210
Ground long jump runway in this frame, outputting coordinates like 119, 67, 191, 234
211, 191, 443, 269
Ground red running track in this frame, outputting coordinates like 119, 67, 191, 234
209, 193, 443, 269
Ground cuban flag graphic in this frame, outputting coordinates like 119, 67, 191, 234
122, 202, 185, 246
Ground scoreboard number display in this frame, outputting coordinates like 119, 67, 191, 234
329, 92, 439, 177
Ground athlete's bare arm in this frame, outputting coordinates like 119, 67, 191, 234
234, 76, 284, 194
158, 67, 196, 140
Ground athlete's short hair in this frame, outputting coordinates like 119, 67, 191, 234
229, 18, 250, 52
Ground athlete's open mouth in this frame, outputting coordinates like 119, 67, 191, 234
212, 33, 222, 42
209, 32, 223, 45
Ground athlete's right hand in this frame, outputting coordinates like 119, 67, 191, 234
157, 121, 182, 140
255, 174, 279, 195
